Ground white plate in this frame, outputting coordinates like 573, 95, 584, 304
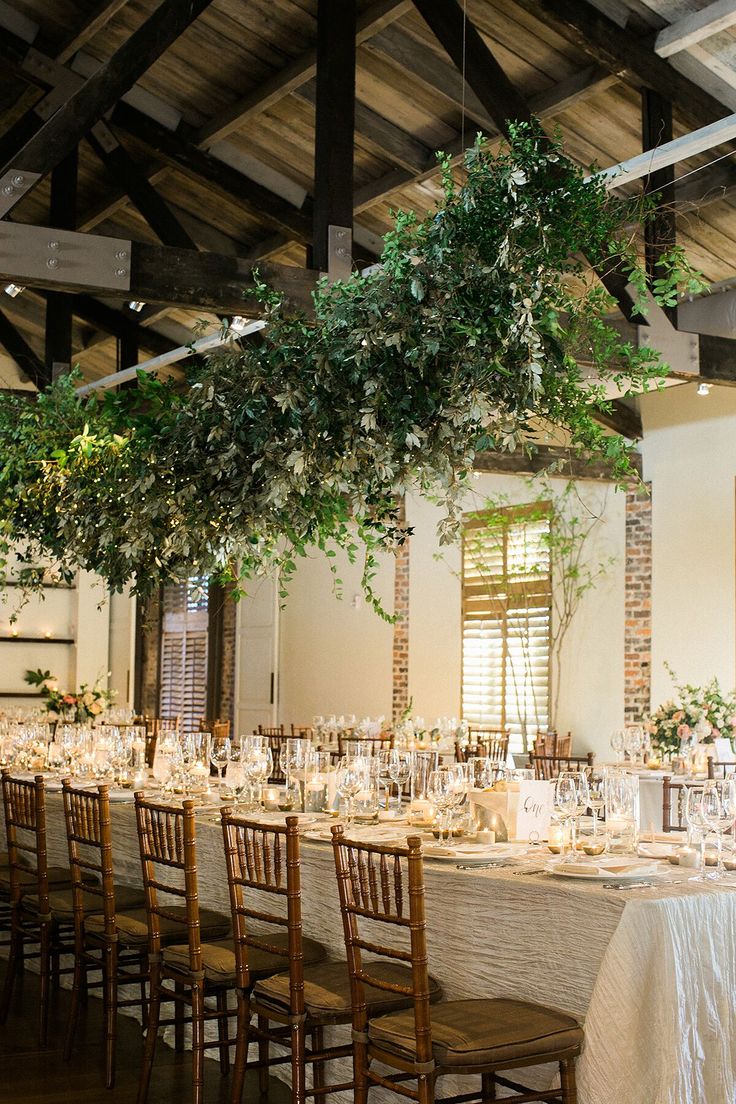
424, 844, 514, 863
547, 861, 659, 881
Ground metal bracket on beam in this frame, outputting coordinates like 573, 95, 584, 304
0, 222, 132, 293
90, 120, 121, 154
327, 224, 353, 282
630, 285, 700, 374
0, 169, 41, 216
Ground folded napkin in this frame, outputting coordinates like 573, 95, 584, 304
554, 860, 658, 877
638, 841, 677, 859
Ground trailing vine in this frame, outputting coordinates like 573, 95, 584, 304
0, 125, 703, 613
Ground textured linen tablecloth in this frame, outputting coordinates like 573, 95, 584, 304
15, 796, 736, 1104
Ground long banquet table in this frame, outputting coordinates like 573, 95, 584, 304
15, 795, 736, 1104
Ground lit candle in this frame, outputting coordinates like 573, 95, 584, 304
676, 846, 699, 868
262, 787, 280, 810
476, 827, 496, 845
547, 824, 564, 854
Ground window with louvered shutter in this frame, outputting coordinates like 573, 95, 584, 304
462, 505, 551, 753
159, 577, 209, 735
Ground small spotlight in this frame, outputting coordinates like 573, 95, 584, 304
4, 283, 24, 298
697, 382, 711, 397
127, 300, 146, 313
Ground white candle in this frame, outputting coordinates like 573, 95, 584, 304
476, 828, 496, 845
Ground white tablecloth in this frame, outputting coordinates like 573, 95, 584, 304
13, 796, 736, 1104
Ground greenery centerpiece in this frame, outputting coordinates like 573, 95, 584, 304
24, 668, 114, 723
0, 125, 702, 610
644, 665, 736, 756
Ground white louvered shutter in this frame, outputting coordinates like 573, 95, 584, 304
160, 577, 209, 735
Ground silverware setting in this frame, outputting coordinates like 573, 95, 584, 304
602, 880, 656, 890
455, 862, 505, 870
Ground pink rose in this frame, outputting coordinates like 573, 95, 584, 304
677, 724, 691, 738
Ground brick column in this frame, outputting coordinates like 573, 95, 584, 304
392, 501, 410, 721
624, 483, 652, 722
218, 592, 237, 727
135, 589, 161, 717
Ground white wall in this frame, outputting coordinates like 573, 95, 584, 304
107, 587, 136, 706
278, 548, 395, 725
275, 473, 626, 759
641, 381, 736, 709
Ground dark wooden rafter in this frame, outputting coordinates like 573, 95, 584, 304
194, 0, 412, 148
642, 90, 676, 326
0, 308, 43, 387
312, 0, 356, 274
409, 0, 641, 323
44, 147, 77, 386
0, 223, 317, 315
0, 0, 215, 216
55, 0, 134, 64
591, 398, 643, 440
65, 296, 174, 359
86, 122, 197, 251
474, 444, 642, 481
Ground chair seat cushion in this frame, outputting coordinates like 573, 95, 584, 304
24, 884, 145, 921
369, 998, 583, 1069
163, 931, 326, 985
255, 960, 441, 1022
86, 905, 231, 948
0, 865, 86, 896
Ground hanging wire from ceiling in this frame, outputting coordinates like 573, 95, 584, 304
460, 0, 467, 157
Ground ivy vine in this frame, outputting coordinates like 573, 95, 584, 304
0, 126, 703, 614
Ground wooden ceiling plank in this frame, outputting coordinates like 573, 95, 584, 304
0, 307, 42, 387
655, 0, 736, 59
194, 0, 412, 148
0, 0, 215, 216
474, 443, 642, 480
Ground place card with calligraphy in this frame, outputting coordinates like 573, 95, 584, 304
514, 781, 555, 841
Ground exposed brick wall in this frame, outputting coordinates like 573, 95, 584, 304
392, 500, 410, 721
218, 589, 237, 728
137, 590, 161, 717
624, 483, 652, 722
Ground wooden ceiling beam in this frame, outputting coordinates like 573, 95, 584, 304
64, 295, 175, 358
655, 0, 736, 59
409, 0, 639, 322
592, 398, 643, 439
86, 121, 197, 250
44, 147, 77, 384
55, 0, 134, 64
474, 444, 642, 481
642, 90, 676, 326
0, 222, 318, 315
194, 0, 412, 149
0, 0, 215, 217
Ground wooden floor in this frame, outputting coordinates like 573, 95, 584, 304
0, 960, 292, 1103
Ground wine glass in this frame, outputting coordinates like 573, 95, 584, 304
210, 735, 231, 797
225, 738, 246, 806
684, 786, 712, 881
336, 756, 368, 829
378, 750, 393, 810
243, 739, 273, 810
701, 779, 736, 879
624, 725, 644, 765
610, 730, 625, 764
387, 749, 412, 815
554, 771, 590, 860
283, 738, 309, 810
428, 766, 457, 843
587, 770, 606, 839
468, 756, 495, 791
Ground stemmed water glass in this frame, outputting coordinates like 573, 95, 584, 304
554, 771, 590, 860
378, 750, 393, 810
624, 725, 644, 765
701, 779, 736, 879
210, 734, 231, 797
242, 736, 273, 810
587, 770, 606, 839
428, 766, 457, 843
610, 730, 625, 763
336, 755, 368, 829
388, 749, 412, 815
684, 786, 712, 881
283, 738, 309, 810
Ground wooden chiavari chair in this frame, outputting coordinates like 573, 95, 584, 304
61, 781, 147, 1086
331, 826, 582, 1104
0, 771, 89, 1045
200, 718, 232, 740
707, 759, 736, 779
456, 731, 509, 769
291, 724, 314, 739
260, 732, 311, 785
337, 732, 393, 758
662, 776, 705, 832
528, 751, 594, 781
223, 811, 429, 1104
258, 724, 285, 738
143, 716, 181, 768
135, 795, 237, 1104
533, 732, 573, 758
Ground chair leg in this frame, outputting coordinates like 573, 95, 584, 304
63, 941, 86, 1062
311, 1026, 325, 1095
560, 1058, 578, 1104
104, 942, 119, 1089
38, 920, 52, 1047
174, 980, 185, 1052
481, 1072, 496, 1100
417, 1071, 435, 1104
230, 990, 250, 1104
137, 962, 161, 1104
139, 957, 149, 1030
216, 989, 230, 1075
292, 1020, 306, 1104
257, 1013, 269, 1097
352, 1032, 369, 1104
0, 911, 22, 1024
191, 981, 206, 1104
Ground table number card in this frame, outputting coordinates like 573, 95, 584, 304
713, 737, 734, 763
514, 780, 555, 841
